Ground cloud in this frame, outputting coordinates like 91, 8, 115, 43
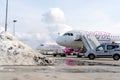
47, 24, 72, 35
0, 26, 4, 32
15, 8, 72, 48
16, 32, 54, 48
42, 8, 66, 24
16, 32, 53, 42
42, 8, 72, 40
73, 10, 116, 33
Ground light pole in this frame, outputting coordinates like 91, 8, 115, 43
5, 0, 8, 32
13, 20, 17, 36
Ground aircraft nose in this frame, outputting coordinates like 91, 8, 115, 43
56, 37, 62, 45
56, 36, 68, 47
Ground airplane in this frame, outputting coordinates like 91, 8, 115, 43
36, 43, 77, 56
56, 30, 120, 49
36, 43, 64, 55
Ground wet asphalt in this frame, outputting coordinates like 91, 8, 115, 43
0, 55, 120, 73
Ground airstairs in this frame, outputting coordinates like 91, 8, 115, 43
74, 34, 100, 51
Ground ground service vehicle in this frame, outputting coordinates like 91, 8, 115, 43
85, 43, 120, 60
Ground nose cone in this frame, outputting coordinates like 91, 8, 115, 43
56, 36, 71, 47
56, 36, 63, 46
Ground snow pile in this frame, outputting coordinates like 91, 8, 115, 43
0, 31, 54, 65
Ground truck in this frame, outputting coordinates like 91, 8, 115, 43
53, 48, 66, 57
84, 43, 120, 60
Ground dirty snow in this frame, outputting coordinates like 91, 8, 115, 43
0, 31, 54, 65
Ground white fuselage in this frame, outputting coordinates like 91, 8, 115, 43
56, 30, 120, 49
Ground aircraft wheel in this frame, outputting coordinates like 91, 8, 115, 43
61, 53, 66, 57
53, 54, 57, 57
77, 53, 82, 58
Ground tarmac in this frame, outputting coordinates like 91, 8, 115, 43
0, 55, 120, 80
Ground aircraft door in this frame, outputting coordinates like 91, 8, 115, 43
74, 35, 82, 41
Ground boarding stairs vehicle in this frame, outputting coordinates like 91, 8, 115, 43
74, 34, 100, 57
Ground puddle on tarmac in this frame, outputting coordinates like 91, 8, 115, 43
0, 66, 119, 73
0, 59, 120, 73
54, 59, 120, 67
33, 68, 120, 73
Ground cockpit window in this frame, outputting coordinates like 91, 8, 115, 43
63, 33, 73, 36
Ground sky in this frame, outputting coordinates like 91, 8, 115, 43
1, 0, 120, 48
